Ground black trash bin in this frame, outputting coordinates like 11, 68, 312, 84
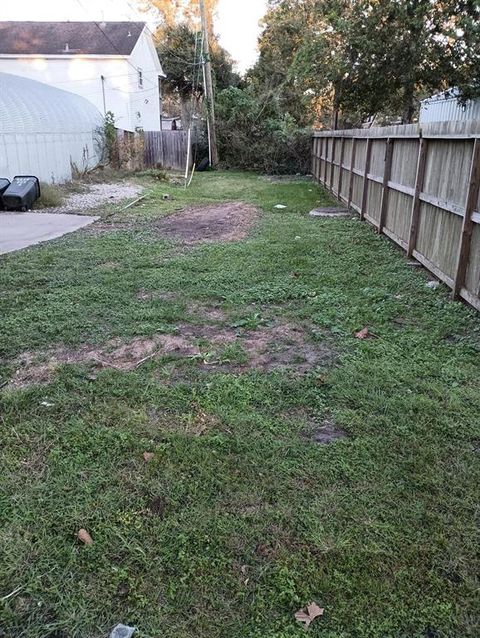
3, 175, 41, 211
0, 178, 11, 210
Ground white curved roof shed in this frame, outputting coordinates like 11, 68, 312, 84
0, 72, 104, 183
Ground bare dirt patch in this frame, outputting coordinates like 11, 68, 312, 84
309, 419, 348, 444
298, 413, 347, 445
146, 496, 167, 519
154, 202, 258, 245
236, 324, 332, 373
147, 406, 221, 437
284, 409, 348, 444
6, 321, 334, 389
186, 301, 227, 322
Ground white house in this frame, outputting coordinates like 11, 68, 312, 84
0, 21, 165, 132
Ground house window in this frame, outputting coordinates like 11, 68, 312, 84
138, 68, 143, 89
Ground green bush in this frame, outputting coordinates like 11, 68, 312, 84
216, 87, 311, 174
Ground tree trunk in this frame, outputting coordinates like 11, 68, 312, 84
402, 84, 415, 124
332, 85, 340, 130
332, 108, 339, 130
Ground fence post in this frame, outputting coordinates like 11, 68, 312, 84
337, 137, 346, 200
317, 137, 323, 183
360, 138, 373, 220
323, 137, 329, 185
378, 138, 394, 233
329, 137, 336, 192
407, 136, 428, 257
311, 136, 315, 179
316, 137, 321, 183
452, 138, 480, 298
347, 138, 357, 212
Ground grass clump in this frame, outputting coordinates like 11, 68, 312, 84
35, 182, 64, 208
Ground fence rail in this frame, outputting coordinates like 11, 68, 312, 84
312, 120, 480, 311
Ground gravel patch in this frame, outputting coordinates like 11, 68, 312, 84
40, 183, 143, 215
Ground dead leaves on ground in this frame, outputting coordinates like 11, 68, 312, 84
295, 602, 324, 629
355, 326, 370, 339
77, 528, 93, 545
143, 451, 154, 462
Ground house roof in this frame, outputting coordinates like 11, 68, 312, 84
0, 21, 146, 56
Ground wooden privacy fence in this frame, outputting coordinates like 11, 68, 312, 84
144, 130, 192, 171
312, 120, 480, 311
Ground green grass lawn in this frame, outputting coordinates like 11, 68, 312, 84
1, 172, 479, 638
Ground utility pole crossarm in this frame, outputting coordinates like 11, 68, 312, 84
199, 0, 219, 167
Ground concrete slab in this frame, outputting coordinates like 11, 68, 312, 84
0, 212, 99, 255
309, 207, 350, 218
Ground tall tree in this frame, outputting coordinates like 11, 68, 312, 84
248, 0, 316, 126
253, 0, 480, 126
156, 22, 239, 127
144, 0, 217, 32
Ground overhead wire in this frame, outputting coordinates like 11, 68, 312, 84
37, 67, 164, 88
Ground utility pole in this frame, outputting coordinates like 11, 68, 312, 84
199, 0, 219, 166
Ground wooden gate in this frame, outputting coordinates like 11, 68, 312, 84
144, 130, 192, 171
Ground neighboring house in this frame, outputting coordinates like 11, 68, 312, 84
0, 72, 103, 183
162, 117, 181, 130
420, 89, 480, 123
0, 21, 165, 132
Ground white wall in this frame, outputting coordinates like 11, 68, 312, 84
0, 29, 164, 132
0, 131, 102, 183
128, 29, 163, 131
420, 95, 480, 124
0, 72, 104, 183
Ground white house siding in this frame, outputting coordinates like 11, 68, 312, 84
0, 29, 163, 132
0, 72, 103, 183
128, 29, 163, 131
420, 94, 480, 123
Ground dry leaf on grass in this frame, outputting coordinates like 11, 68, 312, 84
143, 452, 154, 462
77, 528, 93, 545
355, 326, 370, 339
295, 602, 324, 628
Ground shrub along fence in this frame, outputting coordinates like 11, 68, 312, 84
312, 121, 480, 311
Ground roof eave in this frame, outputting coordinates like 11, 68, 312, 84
0, 53, 129, 59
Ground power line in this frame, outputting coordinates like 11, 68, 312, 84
38, 67, 164, 88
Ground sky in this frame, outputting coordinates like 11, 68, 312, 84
1, 0, 268, 72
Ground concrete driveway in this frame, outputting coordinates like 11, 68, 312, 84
0, 212, 98, 255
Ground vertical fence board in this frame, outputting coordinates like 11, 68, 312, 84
337, 137, 346, 199
453, 139, 480, 297
378, 138, 394, 232
347, 138, 357, 211
407, 138, 428, 256
360, 138, 373, 220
